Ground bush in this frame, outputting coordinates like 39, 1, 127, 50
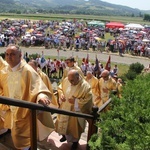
129, 62, 144, 74
125, 70, 137, 80
88, 73, 150, 150
29, 53, 38, 60
121, 62, 144, 81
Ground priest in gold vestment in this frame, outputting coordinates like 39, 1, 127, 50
0, 56, 9, 135
0, 44, 55, 150
55, 69, 93, 149
28, 59, 58, 107
85, 71, 102, 107
99, 70, 117, 108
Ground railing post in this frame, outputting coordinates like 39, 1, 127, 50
87, 106, 99, 150
30, 109, 37, 150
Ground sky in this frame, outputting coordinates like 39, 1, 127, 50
102, 0, 150, 10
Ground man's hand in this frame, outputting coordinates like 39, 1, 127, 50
60, 94, 66, 102
68, 96, 76, 104
38, 98, 51, 106
102, 88, 109, 93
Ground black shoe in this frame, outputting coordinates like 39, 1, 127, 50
60, 135, 66, 142
71, 142, 78, 150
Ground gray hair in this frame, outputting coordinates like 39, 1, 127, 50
6, 44, 21, 52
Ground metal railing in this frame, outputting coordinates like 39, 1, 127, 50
0, 96, 111, 150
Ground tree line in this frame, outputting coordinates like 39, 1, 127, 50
143, 14, 150, 21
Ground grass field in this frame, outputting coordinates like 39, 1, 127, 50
0, 13, 150, 25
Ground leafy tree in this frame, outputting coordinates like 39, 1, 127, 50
143, 14, 150, 21
89, 73, 150, 150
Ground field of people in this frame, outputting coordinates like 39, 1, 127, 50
0, 13, 150, 77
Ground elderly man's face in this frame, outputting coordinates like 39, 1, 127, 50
86, 73, 93, 80
101, 71, 109, 81
5, 46, 22, 68
68, 74, 79, 85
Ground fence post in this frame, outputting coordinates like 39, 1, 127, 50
30, 109, 37, 150
86, 106, 99, 150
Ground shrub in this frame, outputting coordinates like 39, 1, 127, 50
121, 62, 144, 81
29, 53, 38, 60
88, 73, 150, 150
129, 62, 144, 74
125, 70, 137, 80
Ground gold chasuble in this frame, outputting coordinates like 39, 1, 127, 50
0, 60, 55, 149
37, 68, 58, 107
85, 76, 101, 107
99, 77, 117, 104
55, 77, 93, 139
0, 56, 8, 130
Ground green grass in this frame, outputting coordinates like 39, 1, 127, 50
1, 13, 150, 25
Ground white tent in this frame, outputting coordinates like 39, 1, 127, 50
125, 23, 144, 29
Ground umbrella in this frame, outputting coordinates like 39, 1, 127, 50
12, 22, 20, 26
35, 34, 43, 37
58, 35, 65, 40
22, 24, 28, 28
142, 39, 150, 42
36, 27, 44, 31
94, 37, 101, 41
119, 28, 124, 30
64, 28, 68, 32
28, 29, 34, 33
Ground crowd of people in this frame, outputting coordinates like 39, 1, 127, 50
106, 28, 150, 57
1, 19, 149, 74
0, 43, 127, 150
0, 19, 105, 51
1, 19, 150, 58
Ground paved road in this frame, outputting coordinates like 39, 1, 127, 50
0, 47, 149, 67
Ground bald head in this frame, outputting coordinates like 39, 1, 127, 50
118, 78, 122, 83
28, 60, 38, 71
86, 71, 93, 80
101, 70, 110, 80
68, 70, 80, 85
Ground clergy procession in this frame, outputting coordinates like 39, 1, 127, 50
0, 44, 123, 150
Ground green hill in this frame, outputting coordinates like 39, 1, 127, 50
0, 0, 148, 16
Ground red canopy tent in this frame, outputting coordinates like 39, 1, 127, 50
106, 22, 125, 29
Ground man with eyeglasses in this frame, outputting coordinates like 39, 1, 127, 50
0, 44, 55, 150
